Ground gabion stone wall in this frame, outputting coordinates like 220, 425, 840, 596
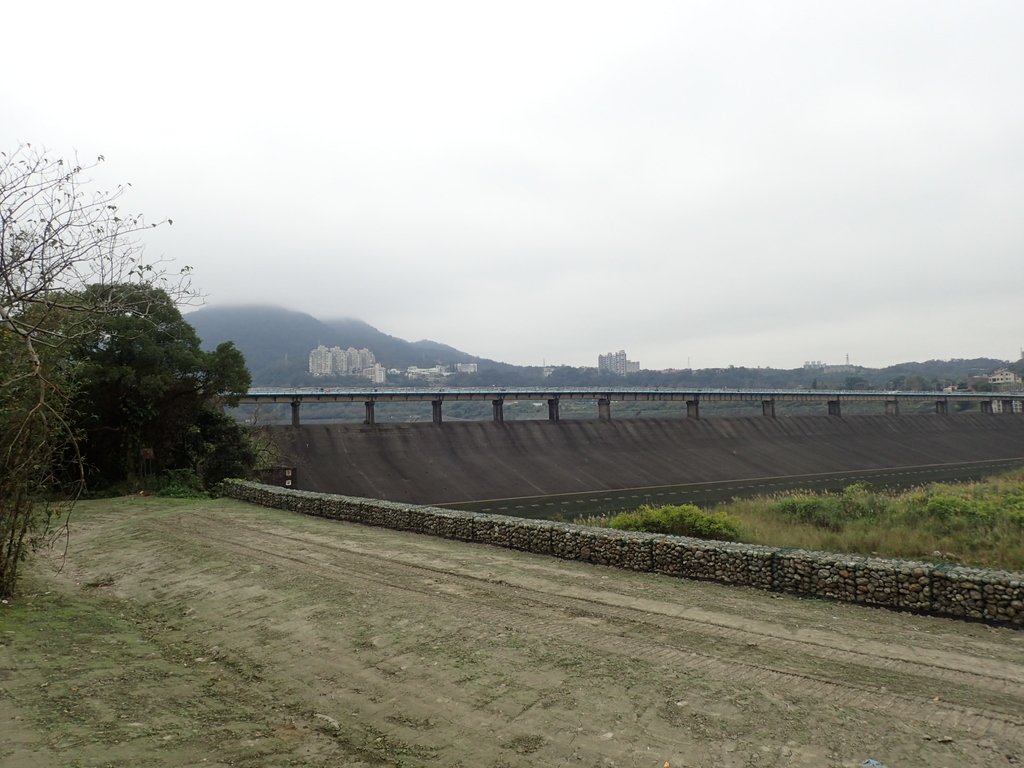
221, 480, 1023, 627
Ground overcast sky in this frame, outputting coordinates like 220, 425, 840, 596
4, 1, 1023, 369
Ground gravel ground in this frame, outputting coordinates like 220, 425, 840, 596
2, 495, 1023, 767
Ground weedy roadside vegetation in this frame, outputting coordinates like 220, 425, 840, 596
579, 504, 742, 541
579, 469, 1024, 571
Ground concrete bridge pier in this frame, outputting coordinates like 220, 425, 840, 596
981, 400, 994, 414
1002, 399, 1017, 414
598, 398, 612, 421
432, 400, 443, 424
291, 401, 301, 427
935, 400, 948, 416
762, 400, 775, 418
828, 400, 842, 417
364, 401, 375, 425
492, 400, 504, 422
886, 400, 899, 416
686, 400, 700, 419
547, 399, 560, 422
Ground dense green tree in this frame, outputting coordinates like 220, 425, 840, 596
68, 284, 253, 489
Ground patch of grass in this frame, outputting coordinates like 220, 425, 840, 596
502, 733, 546, 754
0, 575, 314, 766
720, 469, 1024, 570
576, 470, 1024, 571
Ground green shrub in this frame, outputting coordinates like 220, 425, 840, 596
155, 469, 208, 499
769, 494, 844, 530
768, 484, 887, 531
606, 504, 741, 541
839, 483, 887, 519
924, 494, 963, 521
913, 493, 997, 529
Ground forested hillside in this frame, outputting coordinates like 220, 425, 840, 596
186, 305, 513, 384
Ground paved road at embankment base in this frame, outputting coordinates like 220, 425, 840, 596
2, 496, 1023, 767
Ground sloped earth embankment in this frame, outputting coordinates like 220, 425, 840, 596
270, 414, 1024, 502
2, 496, 1023, 767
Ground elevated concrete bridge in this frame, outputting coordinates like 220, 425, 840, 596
237, 387, 1024, 427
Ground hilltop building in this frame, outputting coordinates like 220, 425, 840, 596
804, 357, 857, 374
401, 362, 481, 380
405, 365, 448, 380
598, 350, 640, 375
990, 368, 1022, 389
309, 345, 383, 383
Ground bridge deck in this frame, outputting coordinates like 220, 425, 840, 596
238, 386, 1023, 405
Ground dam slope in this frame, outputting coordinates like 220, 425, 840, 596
267, 414, 1024, 504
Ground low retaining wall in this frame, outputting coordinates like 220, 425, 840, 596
222, 480, 1024, 627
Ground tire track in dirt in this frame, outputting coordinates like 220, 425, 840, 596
139, 512, 1024, 743
182, 515, 1024, 687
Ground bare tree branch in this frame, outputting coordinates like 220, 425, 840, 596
1, 143, 193, 597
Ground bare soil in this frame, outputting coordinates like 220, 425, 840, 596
2, 496, 1023, 767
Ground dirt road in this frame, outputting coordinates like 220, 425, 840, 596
3, 496, 1023, 767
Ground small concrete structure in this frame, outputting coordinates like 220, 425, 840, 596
547, 399, 560, 422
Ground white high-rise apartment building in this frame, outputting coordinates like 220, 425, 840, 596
309, 345, 333, 376
310, 345, 378, 377
598, 350, 638, 376
356, 348, 375, 371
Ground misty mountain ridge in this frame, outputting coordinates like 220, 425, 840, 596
186, 305, 1020, 389
186, 305, 514, 384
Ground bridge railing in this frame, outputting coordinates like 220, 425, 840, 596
234, 387, 1024, 425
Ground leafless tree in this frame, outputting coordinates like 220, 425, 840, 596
0, 143, 192, 596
